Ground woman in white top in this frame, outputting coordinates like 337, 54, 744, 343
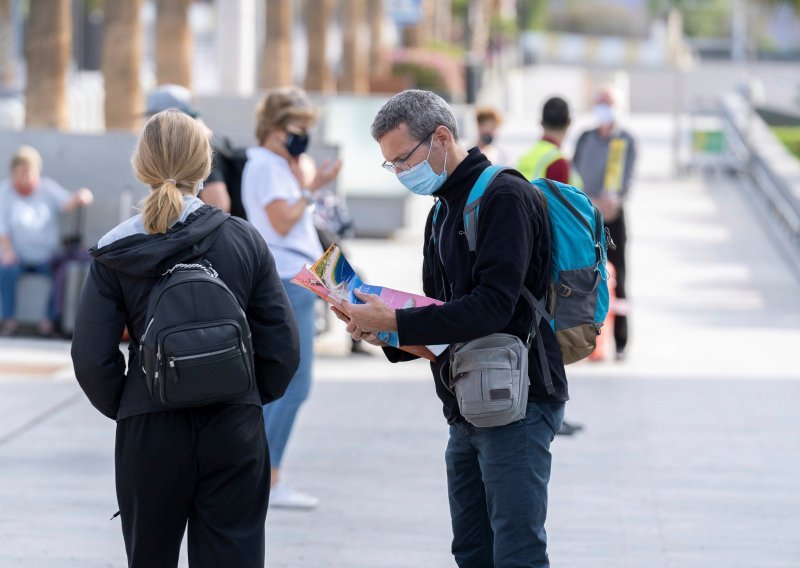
242, 87, 341, 509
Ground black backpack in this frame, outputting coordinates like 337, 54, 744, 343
213, 138, 249, 220
139, 260, 256, 407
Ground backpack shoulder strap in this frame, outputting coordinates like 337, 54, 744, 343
464, 165, 527, 252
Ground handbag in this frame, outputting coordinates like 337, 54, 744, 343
449, 288, 545, 428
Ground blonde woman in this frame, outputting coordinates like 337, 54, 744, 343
242, 87, 341, 509
71, 110, 300, 567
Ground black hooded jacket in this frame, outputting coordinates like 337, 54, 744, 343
71, 205, 300, 421
387, 148, 568, 423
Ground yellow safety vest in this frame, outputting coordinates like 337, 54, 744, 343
517, 139, 583, 188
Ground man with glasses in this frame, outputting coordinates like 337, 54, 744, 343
334, 90, 568, 568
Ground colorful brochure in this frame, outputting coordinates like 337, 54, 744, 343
291, 244, 447, 361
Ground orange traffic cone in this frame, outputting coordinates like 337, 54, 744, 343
588, 262, 616, 362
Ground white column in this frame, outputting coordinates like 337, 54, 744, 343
216, 0, 256, 95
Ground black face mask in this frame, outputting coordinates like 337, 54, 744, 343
285, 132, 310, 157
480, 133, 494, 146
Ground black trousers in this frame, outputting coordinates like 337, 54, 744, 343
606, 209, 628, 353
115, 404, 269, 568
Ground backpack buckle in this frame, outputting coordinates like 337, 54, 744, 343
605, 227, 617, 251
557, 284, 572, 298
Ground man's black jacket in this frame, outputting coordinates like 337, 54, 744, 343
71, 206, 300, 420
387, 148, 568, 423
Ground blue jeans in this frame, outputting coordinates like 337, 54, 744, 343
262, 280, 316, 468
0, 262, 55, 320
446, 401, 565, 568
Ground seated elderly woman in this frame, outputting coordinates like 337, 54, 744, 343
0, 146, 93, 336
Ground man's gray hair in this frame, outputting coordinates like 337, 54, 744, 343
371, 89, 459, 143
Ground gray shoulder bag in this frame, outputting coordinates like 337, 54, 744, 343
448, 288, 553, 428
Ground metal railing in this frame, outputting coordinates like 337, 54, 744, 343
720, 103, 800, 248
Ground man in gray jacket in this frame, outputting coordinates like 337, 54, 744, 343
573, 87, 637, 360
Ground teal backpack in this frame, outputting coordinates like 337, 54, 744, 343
434, 165, 611, 393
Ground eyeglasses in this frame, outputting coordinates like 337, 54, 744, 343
381, 130, 436, 173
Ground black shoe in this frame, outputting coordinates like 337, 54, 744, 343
556, 420, 584, 436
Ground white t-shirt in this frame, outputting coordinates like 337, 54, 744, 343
0, 177, 71, 265
241, 147, 322, 279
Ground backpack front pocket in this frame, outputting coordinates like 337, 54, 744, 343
158, 321, 254, 406
450, 337, 529, 428
554, 266, 600, 330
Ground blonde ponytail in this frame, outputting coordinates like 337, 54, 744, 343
132, 110, 212, 234
141, 180, 185, 234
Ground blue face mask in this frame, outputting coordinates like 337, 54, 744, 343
397, 142, 448, 196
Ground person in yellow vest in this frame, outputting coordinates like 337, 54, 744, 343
518, 97, 581, 187
573, 87, 637, 361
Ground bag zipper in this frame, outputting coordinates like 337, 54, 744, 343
141, 317, 154, 343
168, 344, 239, 368
434, 197, 453, 302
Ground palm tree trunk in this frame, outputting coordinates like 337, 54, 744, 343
367, 0, 389, 77
341, 0, 368, 93
103, 0, 143, 130
156, 0, 192, 87
262, 0, 293, 88
467, 0, 488, 57
305, 0, 334, 92
25, 0, 71, 128
430, 0, 452, 44
0, 0, 15, 88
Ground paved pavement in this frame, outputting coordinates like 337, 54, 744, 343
1, 113, 799, 567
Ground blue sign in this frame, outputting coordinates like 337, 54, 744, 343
388, 0, 423, 26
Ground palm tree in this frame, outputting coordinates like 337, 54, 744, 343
25, 0, 71, 128
341, 0, 368, 93
103, 0, 143, 130
262, 0, 293, 88
155, 0, 192, 87
0, 0, 15, 88
305, 0, 334, 92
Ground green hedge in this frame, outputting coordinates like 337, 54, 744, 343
772, 127, 800, 160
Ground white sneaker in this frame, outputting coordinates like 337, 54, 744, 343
269, 484, 319, 510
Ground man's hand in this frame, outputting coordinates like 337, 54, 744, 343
75, 187, 94, 207
344, 289, 397, 333
595, 194, 621, 223
330, 304, 389, 347
64, 187, 94, 212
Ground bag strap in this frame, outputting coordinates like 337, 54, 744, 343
520, 287, 555, 396
466, 166, 556, 396
463, 165, 512, 253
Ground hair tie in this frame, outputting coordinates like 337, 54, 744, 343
165, 178, 177, 185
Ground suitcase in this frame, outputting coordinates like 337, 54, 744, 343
55, 205, 92, 337
58, 260, 91, 336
